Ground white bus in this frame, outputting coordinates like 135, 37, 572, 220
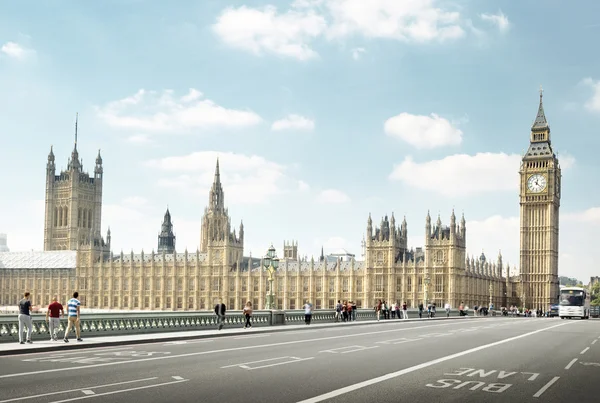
559, 287, 591, 319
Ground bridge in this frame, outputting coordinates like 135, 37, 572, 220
0, 311, 599, 402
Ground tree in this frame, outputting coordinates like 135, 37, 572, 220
592, 283, 600, 306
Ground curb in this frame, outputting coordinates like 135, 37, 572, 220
0, 315, 482, 356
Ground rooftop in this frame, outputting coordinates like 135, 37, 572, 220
0, 251, 77, 269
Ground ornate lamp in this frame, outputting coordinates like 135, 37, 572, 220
263, 244, 279, 309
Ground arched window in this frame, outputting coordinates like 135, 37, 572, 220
78, 208, 82, 227
88, 209, 92, 229
58, 207, 63, 227
82, 209, 87, 228
54, 207, 58, 227
64, 207, 68, 226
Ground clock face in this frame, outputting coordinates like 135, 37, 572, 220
527, 174, 547, 193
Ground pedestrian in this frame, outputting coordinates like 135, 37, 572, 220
303, 301, 313, 325
335, 300, 342, 322
418, 303, 424, 319
375, 299, 382, 321
351, 301, 357, 321
402, 302, 408, 319
243, 301, 253, 329
444, 302, 451, 318
64, 291, 83, 343
18, 292, 33, 344
214, 300, 227, 330
46, 296, 64, 341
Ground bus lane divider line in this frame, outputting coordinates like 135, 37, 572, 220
565, 358, 577, 370
532, 376, 560, 398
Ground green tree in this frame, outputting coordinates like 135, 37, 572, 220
592, 283, 600, 306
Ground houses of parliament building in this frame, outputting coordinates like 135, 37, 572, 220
0, 92, 562, 311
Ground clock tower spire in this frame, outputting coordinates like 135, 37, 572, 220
519, 87, 561, 312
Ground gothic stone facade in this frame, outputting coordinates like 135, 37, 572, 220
2, 94, 563, 311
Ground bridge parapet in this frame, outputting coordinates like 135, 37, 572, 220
0, 308, 481, 343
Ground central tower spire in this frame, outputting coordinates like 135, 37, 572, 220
209, 158, 225, 213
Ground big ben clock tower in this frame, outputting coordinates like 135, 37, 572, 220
519, 87, 561, 310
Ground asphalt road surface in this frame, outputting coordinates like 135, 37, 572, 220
1, 317, 599, 402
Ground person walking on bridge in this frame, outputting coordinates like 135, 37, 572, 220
243, 301, 253, 329
17, 292, 33, 344
215, 300, 226, 331
64, 292, 82, 343
46, 296, 64, 341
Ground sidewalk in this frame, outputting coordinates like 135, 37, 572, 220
0, 315, 479, 356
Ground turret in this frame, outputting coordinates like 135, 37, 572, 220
158, 208, 176, 254
426, 210, 431, 236
401, 215, 407, 238
367, 213, 373, 239
94, 149, 103, 179
47, 146, 55, 174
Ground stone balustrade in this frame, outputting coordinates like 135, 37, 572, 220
0, 308, 478, 343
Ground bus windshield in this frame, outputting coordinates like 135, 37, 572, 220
560, 290, 584, 306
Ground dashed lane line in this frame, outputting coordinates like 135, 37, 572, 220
581, 347, 590, 355
565, 358, 578, 370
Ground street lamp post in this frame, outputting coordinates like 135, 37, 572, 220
424, 276, 431, 306
489, 282, 493, 308
263, 244, 280, 310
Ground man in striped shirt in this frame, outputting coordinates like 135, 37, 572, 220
64, 291, 83, 343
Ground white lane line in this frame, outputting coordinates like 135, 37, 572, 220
592, 340, 597, 345
533, 376, 560, 398
246, 357, 314, 370
46, 379, 189, 403
221, 356, 292, 369
295, 321, 576, 403
319, 346, 379, 354
581, 347, 590, 355
163, 339, 214, 345
172, 376, 184, 380
0, 377, 158, 403
20, 346, 134, 358
80, 391, 94, 396
0, 319, 516, 379
565, 358, 578, 370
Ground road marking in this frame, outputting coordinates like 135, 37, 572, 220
163, 339, 214, 346
0, 377, 158, 403
580, 362, 600, 367
376, 337, 423, 345
294, 321, 575, 403
565, 358, 578, 370
20, 347, 133, 358
592, 340, 597, 345
80, 391, 94, 396
319, 346, 379, 354
532, 376, 560, 398
45, 379, 189, 403
172, 376, 184, 380
581, 347, 590, 355
221, 356, 314, 370
0, 320, 493, 379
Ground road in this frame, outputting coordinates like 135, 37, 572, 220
0, 317, 599, 402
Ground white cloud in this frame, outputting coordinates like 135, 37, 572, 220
389, 152, 575, 197
0, 42, 34, 60
581, 78, 600, 113
125, 134, 154, 145
122, 196, 148, 207
213, 1, 505, 60
351, 47, 365, 60
480, 11, 510, 33
467, 215, 519, 272
95, 88, 262, 133
213, 5, 327, 60
384, 112, 463, 149
145, 151, 304, 204
271, 114, 315, 131
317, 189, 351, 204
298, 180, 310, 191
563, 207, 600, 222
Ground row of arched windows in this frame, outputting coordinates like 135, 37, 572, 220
53, 206, 93, 228
53, 207, 69, 227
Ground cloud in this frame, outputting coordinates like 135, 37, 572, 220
389, 152, 575, 197
298, 180, 310, 191
271, 114, 315, 131
384, 112, 463, 149
213, 1, 505, 60
145, 151, 304, 204
95, 88, 262, 133
0, 42, 35, 60
581, 78, 600, 113
125, 134, 154, 145
213, 5, 327, 60
563, 207, 600, 222
351, 47, 365, 60
480, 11, 510, 33
317, 189, 351, 204
467, 215, 519, 271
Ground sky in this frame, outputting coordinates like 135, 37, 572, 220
1, 0, 600, 282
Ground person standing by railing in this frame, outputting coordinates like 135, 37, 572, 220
303, 301, 313, 325
243, 301, 253, 329
18, 292, 33, 344
64, 292, 82, 343
46, 296, 64, 341
215, 300, 226, 331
